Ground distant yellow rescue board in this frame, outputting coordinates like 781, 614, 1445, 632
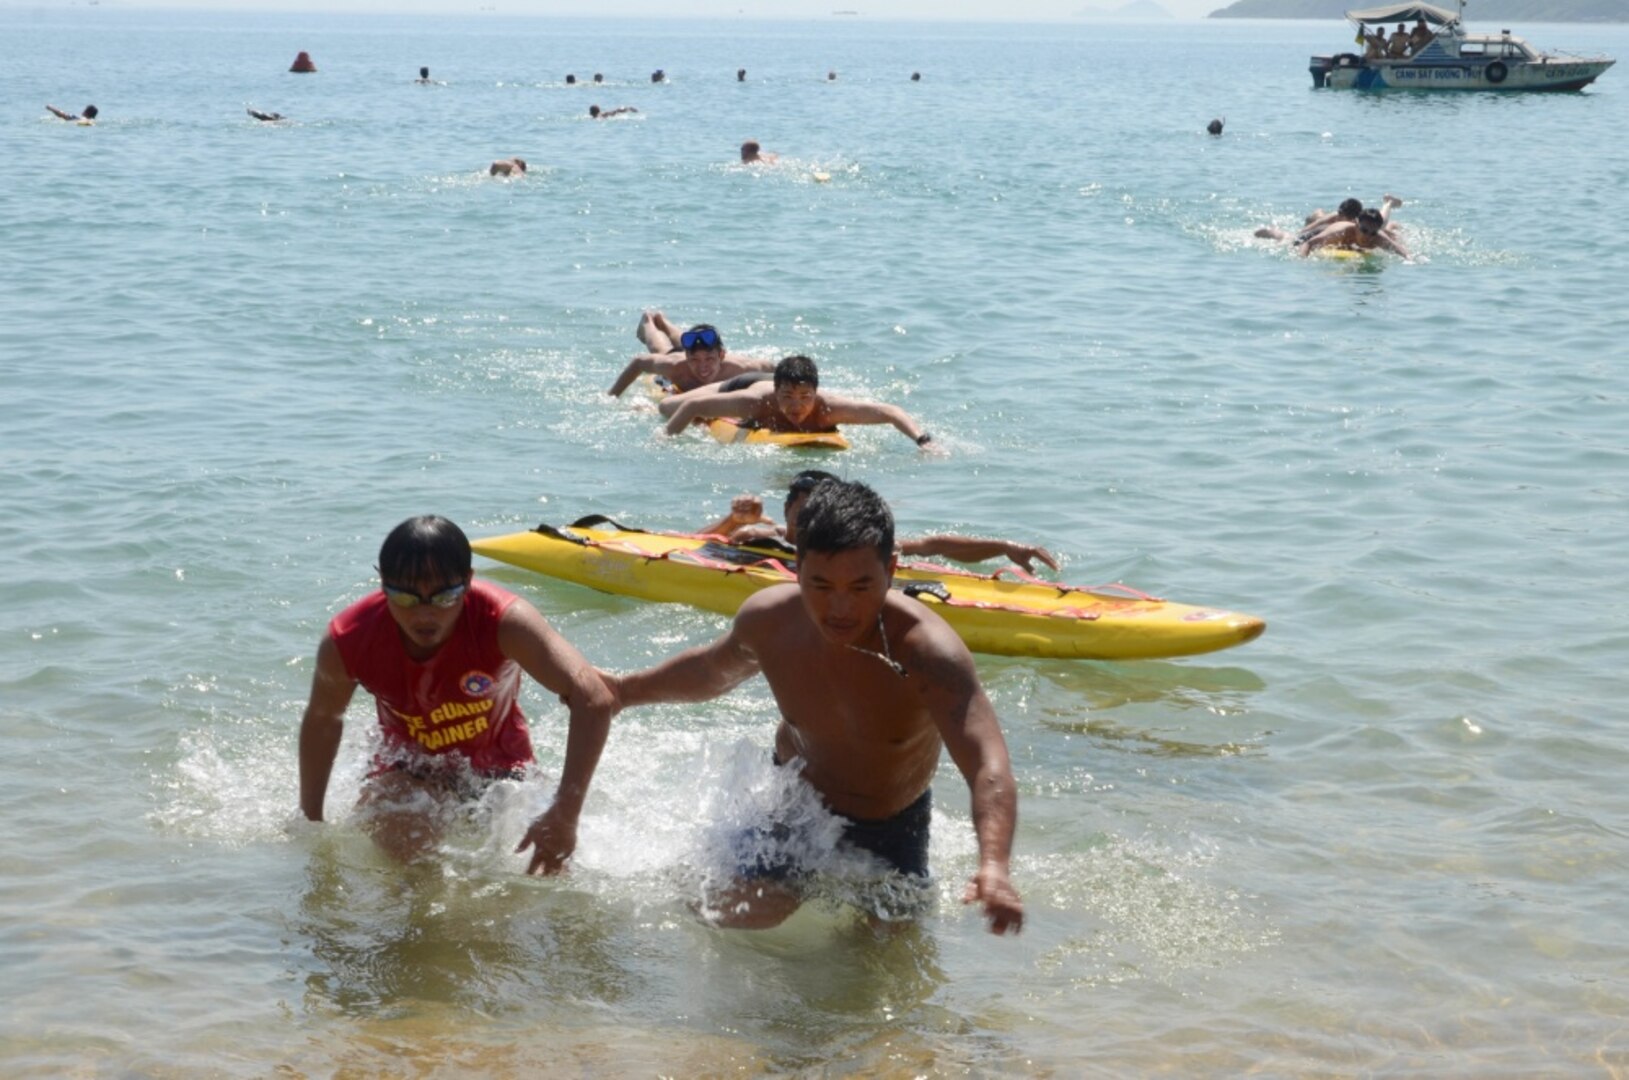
473, 519, 1266, 661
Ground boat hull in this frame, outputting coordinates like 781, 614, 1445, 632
1313, 55, 1613, 90
473, 522, 1266, 661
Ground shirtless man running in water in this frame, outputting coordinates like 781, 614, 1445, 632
603, 479, 1024, 933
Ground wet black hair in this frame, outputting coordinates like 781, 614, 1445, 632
1357, 208, 1384, 230
419, 66, 429, 79
737, 68, 747, 81
774, 354, 818, 390
786, 469, 840, 506
593, 73, 604, 82
590, 104, 601, 117
378, 515, 472, 586
82, 105, 99, 119
1338, 197, 1363, 218
566, 73, 577, 84
795, 479, 894, 566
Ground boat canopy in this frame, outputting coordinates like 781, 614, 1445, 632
1345, 2, 1459, 26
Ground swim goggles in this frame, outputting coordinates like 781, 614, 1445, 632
680, 327, 721, 350
381, 582, 468, 609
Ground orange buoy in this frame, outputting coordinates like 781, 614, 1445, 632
290, 51, 316, 73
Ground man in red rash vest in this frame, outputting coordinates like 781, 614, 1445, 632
298, 515, 614, 871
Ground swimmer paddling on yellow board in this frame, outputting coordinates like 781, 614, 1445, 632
660, 355, 938, 453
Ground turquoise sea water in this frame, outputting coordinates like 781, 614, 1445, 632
4, 9, 1628, 1074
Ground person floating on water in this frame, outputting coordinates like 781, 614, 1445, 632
565, 73, 577, 85
608, 317, 775, 398
297, 515, 616, 871
247, 108, 285, 122
740, 140, 778, 164
416, 66, 434, 84
601, 479, 1025, 933
738, 68, 747, 82
651, 69, 666, 83
1207, 117, 1224, 136
489, 157, 527, 177
1299, 207, 1412, 259
707, 469, 1060, 574
593, 72, 604, 84
589, 104, 638, 119
1257, 194, 1403, 246
661, 354, 937, 450
46, 104, 98, 125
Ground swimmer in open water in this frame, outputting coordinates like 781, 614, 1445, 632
740, 140, 778, 164
661, 354, 937, 451
589, 104, 638, 119
602, 479, 1024, 933
489, 157, 527, 177
608, 319, 774, 397
1298, 207, 1412, 259
46, 104, 98, 124
1257, 194, 1403, 245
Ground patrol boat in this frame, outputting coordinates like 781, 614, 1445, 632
1310, 1, 1614, 91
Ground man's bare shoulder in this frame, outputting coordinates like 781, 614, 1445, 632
890, 595, 980, 684
737, 583, 803, 625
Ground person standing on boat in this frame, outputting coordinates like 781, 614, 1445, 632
1388, 23, 1411, 58
298, 515, 617, 872
705, 470, 1059, 574
602, 479, 1025, 934
1364, 26, 1388, 60
1408, 18, 1435, 55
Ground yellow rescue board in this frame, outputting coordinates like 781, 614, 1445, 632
473, 520, 1265, 661
703, 418, 850, 450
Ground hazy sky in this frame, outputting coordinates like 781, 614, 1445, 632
109, 0, 1231, 23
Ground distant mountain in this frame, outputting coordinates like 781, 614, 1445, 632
1208, 0, 1628, 20
1077, 1, 1176, 18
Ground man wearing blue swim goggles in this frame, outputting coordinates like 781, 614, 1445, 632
607, 312, 777, 399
